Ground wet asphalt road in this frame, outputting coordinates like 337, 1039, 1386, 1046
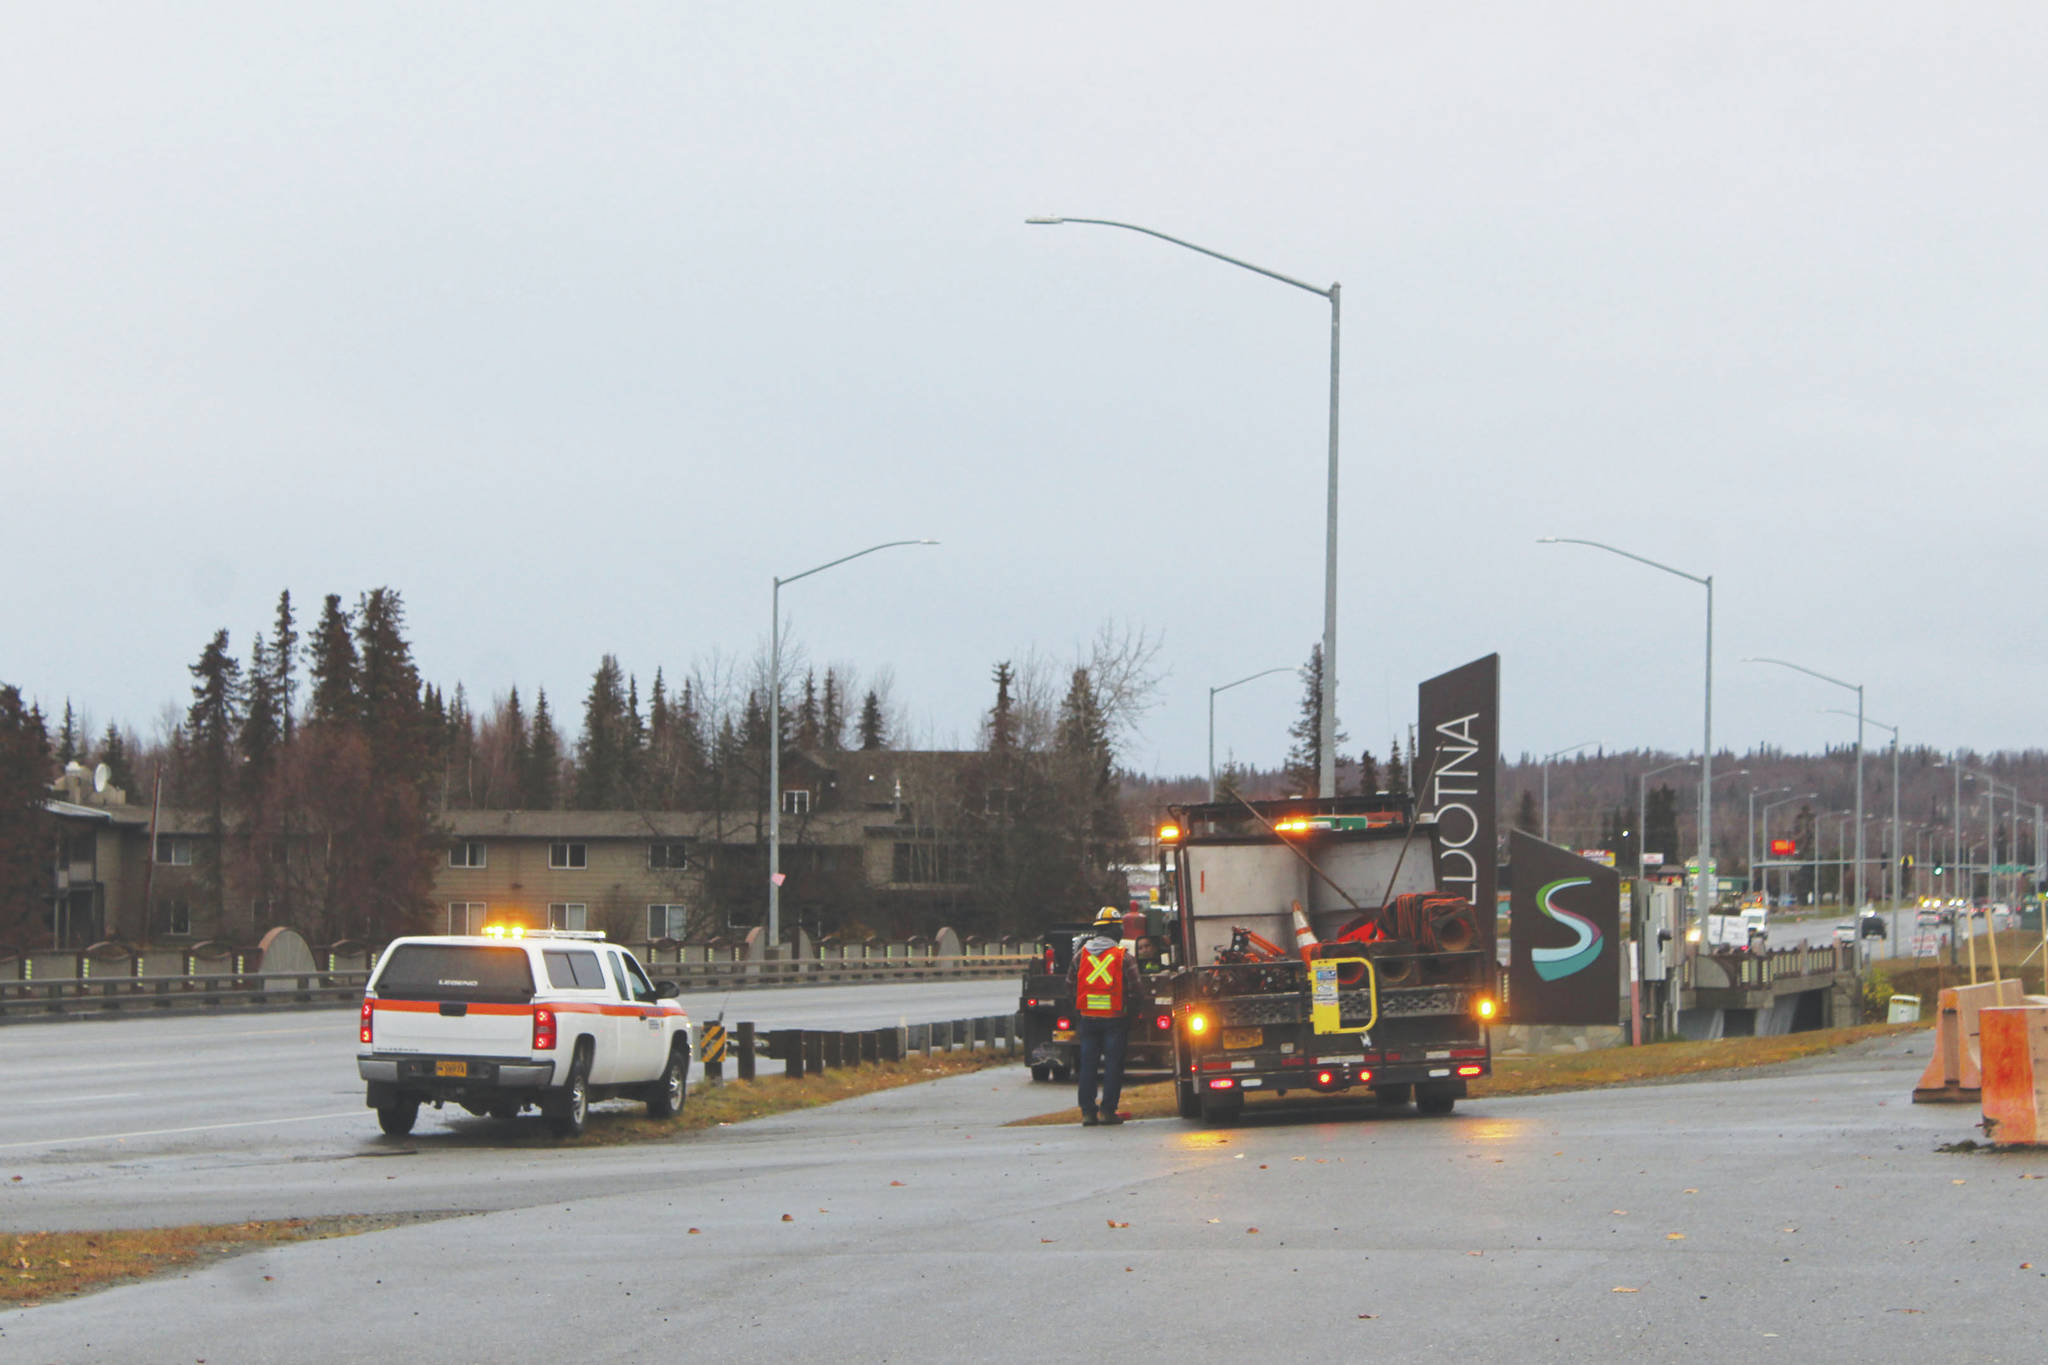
4, 1023, 2044, 1363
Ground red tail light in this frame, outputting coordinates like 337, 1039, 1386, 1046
1155, 1014, 1171, 1031
1043, 946, 1055, 973
359, 998, 374, 1045
1456, 1064, 1482, 1077
1317, 1070, 1334, 1085
533, 1007, 557, 1052
1207, 1078, 1237, 1090
1056, 1017, 1072, 1030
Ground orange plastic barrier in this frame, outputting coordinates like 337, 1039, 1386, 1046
1979, 1007, 2048, 1145
1912, 979, 2024, 1103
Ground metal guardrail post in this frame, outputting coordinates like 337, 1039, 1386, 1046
736, 1022, 756, 1081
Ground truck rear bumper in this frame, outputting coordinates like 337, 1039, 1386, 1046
358, 1054, 557, 1092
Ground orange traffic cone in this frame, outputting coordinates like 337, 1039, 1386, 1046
1291, 900, 1320, 963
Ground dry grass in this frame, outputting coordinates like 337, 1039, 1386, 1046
1008, 1022, 1921, 1126
1, 1216, 401, 1308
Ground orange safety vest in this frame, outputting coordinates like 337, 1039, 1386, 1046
1075, 945, 1126, 1018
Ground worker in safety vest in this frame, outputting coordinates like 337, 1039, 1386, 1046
1069, 905, 1149, 1126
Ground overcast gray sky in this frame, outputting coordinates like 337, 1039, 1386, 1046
8, 2, 2045, 776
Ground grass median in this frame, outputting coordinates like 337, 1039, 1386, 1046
1008, 1021, 1923, 1126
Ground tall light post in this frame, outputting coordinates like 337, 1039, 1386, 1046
769, 539, 938, 949
1209, 666, 1293, 802
1542, 740, 1598, 844
1760, 792, 1817, 907
1825, 709, 1900, 924
1031, 215, 1342, 796
1745, 657, 1864, 909
1540, 538, 1714, 928
1747, 785, 1792, 898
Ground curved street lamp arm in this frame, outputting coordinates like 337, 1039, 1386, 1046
1536, 537, 1708, 587
1213, 665, 1295, 697
1743, 656, 1859, 695
777, 539, 939, 590
1027, 216, 1332, 299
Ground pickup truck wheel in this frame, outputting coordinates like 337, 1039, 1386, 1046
549, 1055, 591, 1137
376, 1099, 420, 1136
1373, 1083, 1413, 1107
1175, 1078, 1200, 1119
1049, 1063, 1072, 1084
646, 1046, 688, 1119
1198, 1089, 1243, 1126
1415, 1082, 1457, 1116
1029, 1063, 1053, 1083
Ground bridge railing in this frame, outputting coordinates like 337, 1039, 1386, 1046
0, 953, 1036, 1025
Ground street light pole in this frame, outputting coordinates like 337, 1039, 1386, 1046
768, 539, 937, 949
1031, 215, 1342, 797
1540, 538, 1714, 929
1760, 792, 1817, 908
1745, 657, 1865, 909
1208, 666, 1293, 802
1542, 740, 1598, 844
1825, 708, 1900, 929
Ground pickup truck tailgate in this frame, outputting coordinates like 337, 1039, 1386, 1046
364, 943, 536, 1054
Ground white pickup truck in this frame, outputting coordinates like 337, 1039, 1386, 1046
357, 929, 691, 1137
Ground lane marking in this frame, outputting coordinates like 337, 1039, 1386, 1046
0, 1110, 364, 1151
15, 1092, 141, 1106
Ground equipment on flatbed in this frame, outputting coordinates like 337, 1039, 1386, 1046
1161, 794, 1496, 1124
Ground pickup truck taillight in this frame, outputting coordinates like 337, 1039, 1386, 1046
360, 998, 374, 1045
533, 1008, 557, 1051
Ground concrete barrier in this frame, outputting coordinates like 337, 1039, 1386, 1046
1979, 1006, 2048, 1145
1914, 979, 2024, 1103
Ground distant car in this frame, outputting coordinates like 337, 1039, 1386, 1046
1857, 911, 1887, 940
1832, 924, 1857, 945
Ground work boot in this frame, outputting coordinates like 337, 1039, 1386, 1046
1081, 1112, 1100, 1126
1101, 1114, 1125, 1126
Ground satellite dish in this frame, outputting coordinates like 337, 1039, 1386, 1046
93, 763, 110, 793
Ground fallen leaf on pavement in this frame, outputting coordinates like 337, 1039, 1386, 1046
780, 1214, 794, 1222
889, 1181, 905, 1187
1666, 1233, 1686, 1241
1612, 1287, 1638, 1294
688, 1228, 701, 1235
1107, 1220, 1129, 1229
1357, 1313, 1378, 1319
1246, 1227, 1260, 1235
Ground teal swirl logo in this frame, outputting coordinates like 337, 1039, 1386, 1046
1531, 876, 1602, 981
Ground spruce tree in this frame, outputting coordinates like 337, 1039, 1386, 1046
1384, 735, 1410, 799
307, 594, 358, 724
271, 589, 299, 741
1357, 747, 1381, 795
1515, 789, 1540, 833
575, 655, 630, 809
527, 688, 562, 809
97, 722, 136, 796
500, 686, 530, 808
240, 630, 283, 803
354, 588, 427, 788
857, 690, 886, 751
987, 661, 1018, 756
796, 671, 820, 751
820, 669, 845, 751
186, 629, 244, 924
0, 687, 55, 943
1283, 645, 1345, 796
57, 701, 78, 766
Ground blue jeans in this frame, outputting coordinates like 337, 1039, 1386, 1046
1076, 1015, 1130, 1117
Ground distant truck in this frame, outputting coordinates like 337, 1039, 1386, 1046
1019, 909, 1179, 1083
1159, 795, 1497, 1124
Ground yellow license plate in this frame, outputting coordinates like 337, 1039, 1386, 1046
1221, 1028, 1262, 1050
435, 1060, 467, 1078
1052, 1030, 1076, 1043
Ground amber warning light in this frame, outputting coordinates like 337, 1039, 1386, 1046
1769, 838, 1797, 857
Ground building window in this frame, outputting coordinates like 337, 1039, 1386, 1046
448, 902, 488, 934
648, 842, 689, 870
648, 904, 688, 940
782, 789, 811, 815
547, 903, 588, 931
449, 841, 487, 869
549, 842, 587, 870
167, 901, 192, 936
156, 835, 193, 866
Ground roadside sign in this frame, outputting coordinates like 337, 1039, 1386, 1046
700, 1021, 729, 1064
